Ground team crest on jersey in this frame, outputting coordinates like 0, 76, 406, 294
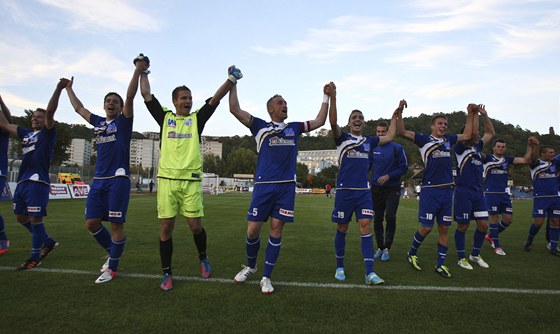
185, 118, 192, 126
363, 143, 371, 152
283, 128, 295, 136
167, 119, 177, 128
551, 165, 557, 173
106, 123, 117, 134
444, 141, 450, 149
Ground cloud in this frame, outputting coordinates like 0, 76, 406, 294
38, 0, 162, 32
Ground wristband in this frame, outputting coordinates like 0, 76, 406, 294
323, 94, 329, 103
228, 75, 237, 84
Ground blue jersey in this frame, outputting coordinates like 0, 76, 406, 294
16, 126, 56, 184
335, 131, 380, 190
530, 157, 560, 198
0, 128, 8, 177
483, 155, 515, 193
414, 133, 458, 187
90, 113, 133, 179
454, 140, 484, 191
370, 141, 407, 187
249, 117, 307, 184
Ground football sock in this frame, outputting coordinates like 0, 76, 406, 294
454, 229, 466, 259
361, 233, 374, 275
471, 228, 485, 257
262, 235, 282, 278
21, 220, 32, 233
498, 220, 510, 233
108, 237, 126, 271
526, 223, 541, 244
334, 229, 347, 268
193, 227, 207, 261
489, 222, 500, 248
246, 236, 260, 269
91, 225, 111, 252
31, 222, 47, 260
549, 226, 559, 252
0, 214, 6, 240
436, 243, 448, 268
160, 238, 173, 275
408, 231, 425, 256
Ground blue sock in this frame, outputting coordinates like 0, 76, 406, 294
497, 220, 509, 233
92, 225, 111, 252
334, 229, 347, 268
489, 223, 500, 248
471, 228, 486, 257
550, 226, 559, 252
361, 233, 374, 275
0, 214, 7, 240
262, 236, 282, 278
31, 222, 47, 260
455, 229, 466, 259
21, 220, 32, 233
245, 236, 260, 269
437, 243, 448, 268
526, 223, 540, 244
408, 231, 425, 256
108, 237, 126, 271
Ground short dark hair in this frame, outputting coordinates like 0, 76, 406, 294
540, 145, 554, 155
377, 121, 389, 129
493, 139, 506, 148
348, 109, 363, 123
430, 114, 447, 125
34, 108, 46, 113
267, 94, 282, 111
172, 86, 191, 101
104, 92, 124, 106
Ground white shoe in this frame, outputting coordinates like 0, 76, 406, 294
100, 257, 110, 272
494, 247, 506, 256
469, 255, 489, 268
547, 242, 552, 251
95, 269, 116, 284
234, 265, 257, 283
260, 277, 274, 295
457, 258, 473, 270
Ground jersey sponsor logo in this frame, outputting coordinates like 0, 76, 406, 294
443, 215, 452, 222
185, 118, 192, 126
471, 159, 482, 166
27, 206, 41, 213
279, 208, 294, 217
432, 150, 451, 158
506, 207, 513, 212
283, 128, 295, 136
490, 169, 507, 174
347, 149, 369, 159
108, 211, 123, 218
167, 131, 192, 139
167, 119, 177, 128
95, 134, 117, 144
554, 210, 560, 215
537, 173, 557, 179
269, 136, 295, 146
361, 209, 374, 216
21, 144, 36, 155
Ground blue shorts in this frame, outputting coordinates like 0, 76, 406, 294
13, 181, 49, 217
331, 189, 373, 224
86, 177, 131, 223
532, 197, 560, 218
484, 193, 513, 216
247, 183, 296, 222
454, 187, 489, 224
418, 187, 453, 227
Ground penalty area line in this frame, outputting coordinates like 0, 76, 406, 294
1, 266, 559, 295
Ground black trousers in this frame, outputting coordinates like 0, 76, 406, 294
371, 185, 401, 250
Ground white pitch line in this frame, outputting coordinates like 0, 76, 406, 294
1, 266, 559, 295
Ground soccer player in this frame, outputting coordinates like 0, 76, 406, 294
524, 144, 560, 255
0, 79, 68, 269
329, 90, 403, 285
453, 105, 495, 270
141, 60, 241, 291
482, 137, 537, 255
397, 104, 475, 278
370, 121, 408, 262
64, 56, 144, 283
0, 94, 12, 254
230, 78, 332, 294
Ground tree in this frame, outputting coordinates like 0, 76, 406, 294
225, 148, 257, 177
316, 165, 339, 188
296, 162, 309, 186
203, 153, 226, 175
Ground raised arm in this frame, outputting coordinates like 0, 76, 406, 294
379, 99, 406, 145
229, 83, 253, 127
396, 100, 414, 141
308, 82, 333, 131
45, 78, 70, 129
208, 66, 241, 107
478, 104, 495, 144
512, 136, 536, 164
327, 83, 341, 138
457, 104, 475, 142
0, 94, 13, 123
123, 55, 148, 118
65, 77, 92, 123
0, 95, 18, 137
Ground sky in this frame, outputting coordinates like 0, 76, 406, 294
1, 0, 559, 137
